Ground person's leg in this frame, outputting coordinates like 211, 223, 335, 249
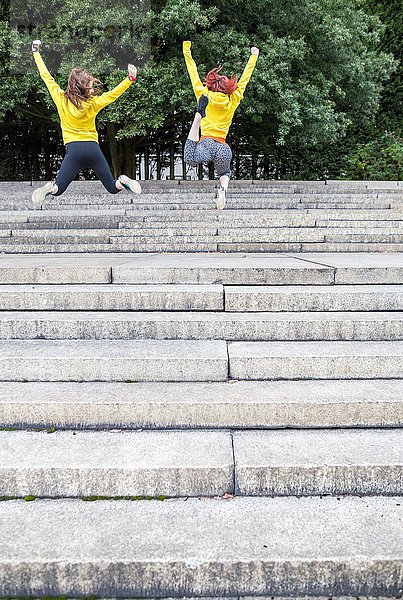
85, 142, 122, 194
188, 112, 202, 143
215, 143, 233, 210
219, 174, 230, 192
87, 143, 141, 194
184, 96, 210, 167
31, 143, 80, 205
184, 111, 202, 168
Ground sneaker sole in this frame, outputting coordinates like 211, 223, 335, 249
122, 181, 142, 194
216, 193, 226, 210
32, 190, 46, 206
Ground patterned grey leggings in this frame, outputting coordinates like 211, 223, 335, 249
184, 138, 232, 177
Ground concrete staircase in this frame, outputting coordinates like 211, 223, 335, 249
0, 179, 402, 253
0, 181, 402, 597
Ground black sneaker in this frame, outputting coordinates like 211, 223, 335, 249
197, 94, 209, 118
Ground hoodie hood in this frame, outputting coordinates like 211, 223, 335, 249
205, 89, 232, 109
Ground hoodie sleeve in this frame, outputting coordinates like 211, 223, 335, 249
183, 41, 205, 100
91, 77, 133, 112
231, 53, 258, 106
33, 52, 64, 107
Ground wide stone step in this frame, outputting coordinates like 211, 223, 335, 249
0, 242, 302, 254
233, 429, 403, 495
298, 252, 403, 283
5, 226, 403, 241
325, 232, 403, 243
315, 219, 403, 228
0, 283, 400, 312
0, 311, 402, 341
121, 214, 318, 227
0, 284, 223, 311
0, 430, 233, 497
126, 208, 403, 223
225, 284, 403, 311
0, 339, 227, 382
1, 253, 402, 285
0, 255, 115, 283
1, 429, 401, 498
1, 242, 222, 253
229, 341, 403, 380
111, 229, 326, 243
3, 242, 403, 254
112, 254, 335, 284
1, 380, 402, 429
0, 496, 400, 596
112, 253, 403, 284
2, 199, 395, 211
299, 242, 403, 252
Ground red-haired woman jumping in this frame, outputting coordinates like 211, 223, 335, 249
183, 41, 259, 209
31, 40, 141, 205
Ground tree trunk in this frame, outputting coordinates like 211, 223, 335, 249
251, 153, 257, 180
170, 142, 175, 180
144, 143, 150, 180
181, 124, 187, 179
30, 122, 40, 181
43, 128, 52, 180
156, 142, 161, 180
263, 157, 271, 179
138, 152, 142, 180
123, 138, 135, 178
106, 123, 120, 178
235, 149, 240, 179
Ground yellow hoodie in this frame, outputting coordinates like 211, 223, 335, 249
33, 52, 132, 145
183, 41, 257, 141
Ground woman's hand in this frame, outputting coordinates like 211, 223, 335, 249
251, 47, 259, 56
128, 64, 137, 81
32, 39, 42, 52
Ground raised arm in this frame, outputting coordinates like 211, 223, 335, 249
183, 41, 205, 100
232, 47, 259, 104
32, 40, 63, 105
91, 64, 136, 112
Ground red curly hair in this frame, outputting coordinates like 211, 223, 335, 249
203, 66, 238, 95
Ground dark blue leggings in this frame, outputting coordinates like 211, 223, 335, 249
54, 141, 120, 196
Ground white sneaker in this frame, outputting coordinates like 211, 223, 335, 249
216, 186, 227, 210
32, 181, 55, 206
119, 175, 142, 194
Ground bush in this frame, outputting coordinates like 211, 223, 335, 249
345, 131, 403, 180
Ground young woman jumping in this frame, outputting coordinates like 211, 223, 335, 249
183, 41, 259, 209
31, 39, 141, 205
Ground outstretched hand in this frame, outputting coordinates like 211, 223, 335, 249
128, 64, 137, 80
32, 39, 41, 52
251, 47, 259, 56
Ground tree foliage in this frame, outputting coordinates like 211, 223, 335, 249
0, 0, 399, 179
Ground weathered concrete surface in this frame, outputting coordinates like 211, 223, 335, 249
225, 284, 403, 312
0, 242, 220, 253
0, 430, 233, 497
0, 310, 402, 341
0, 339, 228, 382
0, 284, 224, 311
228, 341, 403, 380
234, 429, 403, 495
0, 496, 401, 596
112, 254, 334, 285
290, 253, 403, 284
1, 379, 402, 429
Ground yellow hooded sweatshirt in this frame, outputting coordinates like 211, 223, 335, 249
183, 41, 257, 142
33, 52, 132, 145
